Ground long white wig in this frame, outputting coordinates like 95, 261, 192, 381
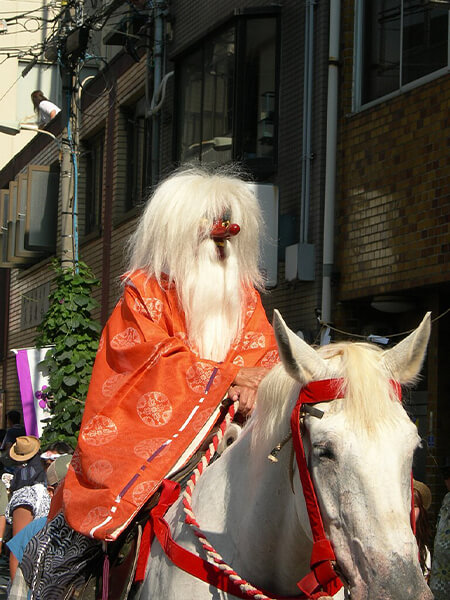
126, 165, 264, 361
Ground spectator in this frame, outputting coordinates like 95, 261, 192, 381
8, 454, 72, 562
30, 90, 61, 128
40, 441, 74, 470
7, 455, 72, 600
413, 479, 432, 581
0, 478, 8, 554
5, 436, 50, 580
429, 460, 450, 600
0, 411, 26, 453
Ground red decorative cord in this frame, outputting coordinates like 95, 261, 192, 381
182, 400, 274, 600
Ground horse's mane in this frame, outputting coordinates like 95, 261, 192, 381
251, 341, 409, 448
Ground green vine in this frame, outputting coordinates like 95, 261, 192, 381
35, 259, 101, 449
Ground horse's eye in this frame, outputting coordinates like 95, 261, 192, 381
314, 444, 335, 460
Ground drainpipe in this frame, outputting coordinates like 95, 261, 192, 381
320, 0, 341, 344
300, 0, 315, 246
150, 1, 164, 186
100, 82, 117, 326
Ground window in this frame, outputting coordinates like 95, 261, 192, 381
176, 11, 279, 174
179, 30, 234, 165
83, 131, 104, 236
124, 97, 150, 211
17, 61, 61, 123
24, 164, 59, 253
0, 269, 8, 361
355, 1, 449, 107
238, 18, 277, 162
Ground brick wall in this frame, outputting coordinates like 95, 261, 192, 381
337, 0, 450, 518
337, 1, 450, 301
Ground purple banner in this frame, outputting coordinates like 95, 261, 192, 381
15, 349, 39, 437
13, 347, 53, 438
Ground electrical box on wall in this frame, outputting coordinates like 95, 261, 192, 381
246, 183, 279, 289
285, 242, 315, 281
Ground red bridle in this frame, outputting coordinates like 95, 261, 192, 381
291, 378, 405, 598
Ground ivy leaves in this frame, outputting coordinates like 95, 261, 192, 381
35, 259, 101, 449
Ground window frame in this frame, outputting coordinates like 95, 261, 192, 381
173, 8, 281, 178
353, 0, 450, 112
123, 97, 151, 213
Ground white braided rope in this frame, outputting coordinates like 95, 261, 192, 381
182, 399, 273, 600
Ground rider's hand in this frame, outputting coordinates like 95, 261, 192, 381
228, 385, 257, 416
233, 367, 270, 389
227, 367, 270, 416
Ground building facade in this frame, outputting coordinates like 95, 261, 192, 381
0, 0, 448, 514
336, 0, 450, 515
0, 0, 64, 169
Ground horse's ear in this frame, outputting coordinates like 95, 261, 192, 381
272, 309, 328, 383
383, 312, 431, 383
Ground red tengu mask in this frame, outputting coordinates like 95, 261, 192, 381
210, 215, 240, 260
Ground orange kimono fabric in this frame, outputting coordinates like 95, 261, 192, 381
51, 270, 278, 541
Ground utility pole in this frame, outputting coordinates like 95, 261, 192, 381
59, 0, 75, 270
57, 0, 123, 268
60, 70, 75, 269
58, 0, 86, 270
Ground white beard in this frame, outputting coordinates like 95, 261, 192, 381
177, 240, 243, 362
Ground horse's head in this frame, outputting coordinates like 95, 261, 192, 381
271, 311, 433, 600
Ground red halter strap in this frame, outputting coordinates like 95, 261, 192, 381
291, 378, 403, 598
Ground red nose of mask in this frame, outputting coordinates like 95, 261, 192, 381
210, 220, 240, 239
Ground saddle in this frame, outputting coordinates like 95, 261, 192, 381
70, 436, 232, 600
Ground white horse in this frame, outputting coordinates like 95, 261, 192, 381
139, 311, 433, 600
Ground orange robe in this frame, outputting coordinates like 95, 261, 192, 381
51, 270, 278, 540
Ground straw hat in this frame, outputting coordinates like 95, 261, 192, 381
413, 479, 432, 511
9, 435, 41, 462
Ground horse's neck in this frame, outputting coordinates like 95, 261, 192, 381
192, 428, 312, 595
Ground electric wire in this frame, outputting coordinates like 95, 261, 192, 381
317, 306, 450, 344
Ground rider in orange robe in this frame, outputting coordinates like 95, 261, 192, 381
50, 167, 279, 541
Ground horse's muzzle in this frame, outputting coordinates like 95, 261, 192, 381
349, 567, 433, 600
